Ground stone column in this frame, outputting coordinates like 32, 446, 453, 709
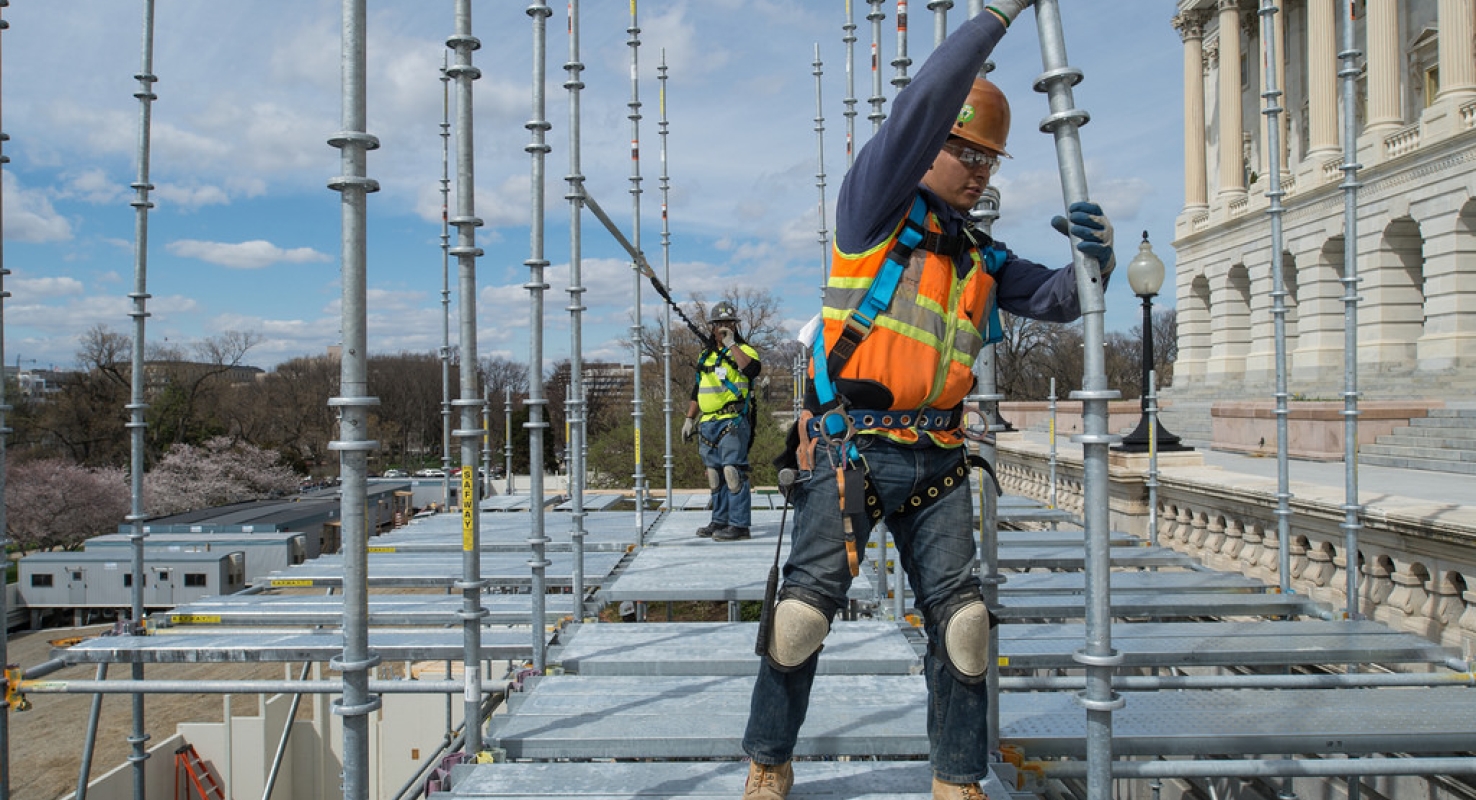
1305, 0, 1339, 161
1365, 0, 1403, 140
1175, 12, 1210, 211
1438, 0, 1476, 104
1289, 242, 1345, 387
1217, 0, 1247, 198
1416, 211, 1476, 372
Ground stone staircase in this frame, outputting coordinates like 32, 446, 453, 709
1359, 408, 1476, 475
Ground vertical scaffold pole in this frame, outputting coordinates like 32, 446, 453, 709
928, 1, 953, 46
504, 388, 514, 495
0, 5, 12, 797
813, 45, 830, 292
1032, 3, 1120, 798
1258, 1, 1295, 595
440, 59, 454, 514
1337, 0, 1364, 624
891, 1, 912, 91
628, 2, 648, 544
659, 52, 675, 509
867, 0, 887, 133
327, 0, 382, 794
565, 0, 590, 619
124, 3, 159, 796
526, 0, 554, 674
445, 0, 488, 754
842, 0, 858, 169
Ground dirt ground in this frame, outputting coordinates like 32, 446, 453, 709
5, 624, 290, 800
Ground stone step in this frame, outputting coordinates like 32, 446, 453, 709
1427, 407, 1476, 419
1377, 433, 1476, 451
1361, 442, 1476, 462
1387, 425, 1476, 442
1359, 452, 1476, 475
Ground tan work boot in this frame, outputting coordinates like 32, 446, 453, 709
932, 777, 989, 800
742, 760, 793, 799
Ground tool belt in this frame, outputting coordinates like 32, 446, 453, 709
802, 406, 960, 440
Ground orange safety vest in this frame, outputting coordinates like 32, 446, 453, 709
814, 201, 996, 447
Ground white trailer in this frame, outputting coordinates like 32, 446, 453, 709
83, 532, 307, 586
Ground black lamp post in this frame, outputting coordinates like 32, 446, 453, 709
1115, 231, 1190, 453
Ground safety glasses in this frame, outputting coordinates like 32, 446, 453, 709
943, 142, 999, 175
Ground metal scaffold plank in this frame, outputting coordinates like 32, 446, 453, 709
487, 676, 1476, 760
54, 628, 546, 664
429, 761, 1016, 798
161, 595, 574, 627
260, 550, 626, 588
550, 621, 919, 676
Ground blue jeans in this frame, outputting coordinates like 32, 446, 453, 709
699, 415, 752, 529
741, 435, 989, 783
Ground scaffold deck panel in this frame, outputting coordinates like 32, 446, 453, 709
161, 595, 577, 627
553, 494, 625, 512
994, 591, 1325, 620
597, 545, 873, 602
489, 675, 928, 759
488, 676, 1476, 759
482, 494, 567, 512
991, 545, 1195, 569
550, 621, 919, 676
55, 628, 545, 664
260, 551, 627, 588
996, 619, 1453, 668
429, 760, 1016, 799
385, 513, 641, 551
998, 571, 1266, 594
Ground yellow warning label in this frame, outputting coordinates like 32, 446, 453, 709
462, 467, 475, 551
171, 615, 222, 625
367, 546, 396, 553
271, 579, 314, 587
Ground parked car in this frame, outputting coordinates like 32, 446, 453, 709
383, 469, 408, 478
414, 468, 446, 478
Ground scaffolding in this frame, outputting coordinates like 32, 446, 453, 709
5, 3, 1476, 800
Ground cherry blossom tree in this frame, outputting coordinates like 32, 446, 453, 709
5, 458, 130, 554
144, 436, 302, 516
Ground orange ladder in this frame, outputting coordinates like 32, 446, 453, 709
175, 743, 226, 800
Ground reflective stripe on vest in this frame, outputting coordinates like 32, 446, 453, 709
813, 195, 999, 447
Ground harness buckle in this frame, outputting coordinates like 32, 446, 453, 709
816, 407, 855, 451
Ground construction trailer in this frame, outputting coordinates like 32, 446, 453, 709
129, 481, 414, 558
16, 550, 246, 628
82, 532, 308, 586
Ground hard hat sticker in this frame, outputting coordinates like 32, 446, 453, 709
957, 105, 976, 124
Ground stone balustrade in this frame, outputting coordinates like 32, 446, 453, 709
994, 433, 1476, 662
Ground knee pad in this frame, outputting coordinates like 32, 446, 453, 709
706, 468, 721, 491
767, 587, 837, 671
723, 465, 746, 493
930, 589, 996, 684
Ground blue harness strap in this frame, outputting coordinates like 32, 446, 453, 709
813, 195, 932, 441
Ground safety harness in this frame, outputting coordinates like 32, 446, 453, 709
696, 346, 753, 448
809, 194, 1004, 576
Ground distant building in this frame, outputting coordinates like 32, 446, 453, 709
1169, 0, 1476, 404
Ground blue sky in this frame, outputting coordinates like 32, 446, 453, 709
1, 1, 1185, 372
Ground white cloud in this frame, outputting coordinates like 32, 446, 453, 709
166, 239, 333, 270
11, 276, 86, 299
2, 173, 73, 243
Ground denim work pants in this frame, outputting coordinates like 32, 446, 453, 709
699, 414, 752, 530
741, 434, 988, 783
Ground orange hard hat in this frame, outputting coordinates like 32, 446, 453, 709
951, 77, 1011, 157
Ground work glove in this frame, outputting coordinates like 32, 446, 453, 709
717, 327, 736, 349
682, 417, 697, 442
985, 0, 1035, 26
1051, 201, 1116, 278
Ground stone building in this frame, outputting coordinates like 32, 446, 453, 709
1166, 0, 1476, 441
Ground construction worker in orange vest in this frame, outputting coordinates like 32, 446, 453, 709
738, 3, 1115, 799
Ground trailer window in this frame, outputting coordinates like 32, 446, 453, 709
30, 574, 54, 587
184, 573, 207, 587
123, 574, 149, 587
